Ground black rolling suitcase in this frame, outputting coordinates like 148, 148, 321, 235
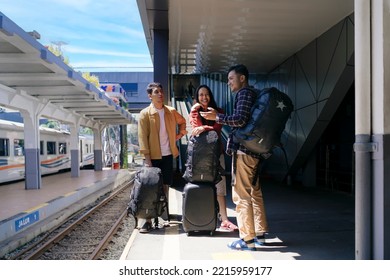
182, 182, 218, 235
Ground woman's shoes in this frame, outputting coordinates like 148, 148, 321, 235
220, 220, 238, 231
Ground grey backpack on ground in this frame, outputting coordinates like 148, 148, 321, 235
127, 167, 167, 221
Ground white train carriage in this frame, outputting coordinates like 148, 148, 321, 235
0, 119, 94, 183
79, 133, 94, 168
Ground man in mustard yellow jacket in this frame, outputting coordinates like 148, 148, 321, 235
138, 82, 187, 233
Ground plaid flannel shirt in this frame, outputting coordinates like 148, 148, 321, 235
216, 87, 261, 159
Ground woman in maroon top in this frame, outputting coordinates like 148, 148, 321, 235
189, 84, 238, 231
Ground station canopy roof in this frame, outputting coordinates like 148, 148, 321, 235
137, 0, 354, 75
0, 12, 134, 128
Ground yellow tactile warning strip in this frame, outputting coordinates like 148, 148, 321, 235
63, 191, 77, 197
23, 203, 49, 213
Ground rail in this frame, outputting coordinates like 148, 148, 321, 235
10, 179, 135, 260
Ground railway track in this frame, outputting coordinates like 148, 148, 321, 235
10, 180, 135, 260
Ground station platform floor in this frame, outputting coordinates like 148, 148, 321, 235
121, 173, 356, 260
0, 167, 356, 260
0, 168, 133, 257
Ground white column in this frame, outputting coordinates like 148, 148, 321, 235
20, 110, 41, 189
93, 125, 104, 171
354, 0, 372, 260
69, 122, 80, 177
371, 0, 390, 260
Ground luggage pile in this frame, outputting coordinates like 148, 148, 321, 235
182, 130, 220, 235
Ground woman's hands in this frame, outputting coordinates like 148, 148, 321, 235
191, 126, 205, 136
191, 103, 202, 112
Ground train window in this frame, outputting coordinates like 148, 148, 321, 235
40, 141, 44, 155
59, 142, 67, 154
14, 139, 24, 156
47, 141, 56, 155
0, 138, 10, 156
85, 144, 89, 153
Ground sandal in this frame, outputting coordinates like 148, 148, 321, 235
255, 234, 266, 245
220, 220, 238, 230
227, 239, 256, 251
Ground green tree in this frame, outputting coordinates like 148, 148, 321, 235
47, 44, 70, 65
120, 125, 128, 169
128, 123, 139, 146
79, 126, 93, 135
41, 120, 61, 130
46, 44, 100, 88
82, 72, 100, 88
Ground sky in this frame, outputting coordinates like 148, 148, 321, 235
0, 0, 153, 72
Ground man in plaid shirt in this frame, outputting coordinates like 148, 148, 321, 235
200, 64, 269, 251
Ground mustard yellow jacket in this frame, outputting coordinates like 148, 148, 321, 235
138, 104, 187, 159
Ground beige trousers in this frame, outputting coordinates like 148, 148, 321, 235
232, 152, 268, 241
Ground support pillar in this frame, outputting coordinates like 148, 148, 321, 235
20, 110, 41, 189
354, 0, 390, 260
69, 123, 80, 178
94, 126, 103, 171
153, 29, 169, 103
371, 0, 390, 260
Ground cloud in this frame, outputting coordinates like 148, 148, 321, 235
71, 59, 153, 72
0, 0, 151, 71
64, 46, 150, 58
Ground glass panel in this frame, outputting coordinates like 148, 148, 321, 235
47, 141, 56, 155
14, 139, 24, 156
0, 138, 9, 156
